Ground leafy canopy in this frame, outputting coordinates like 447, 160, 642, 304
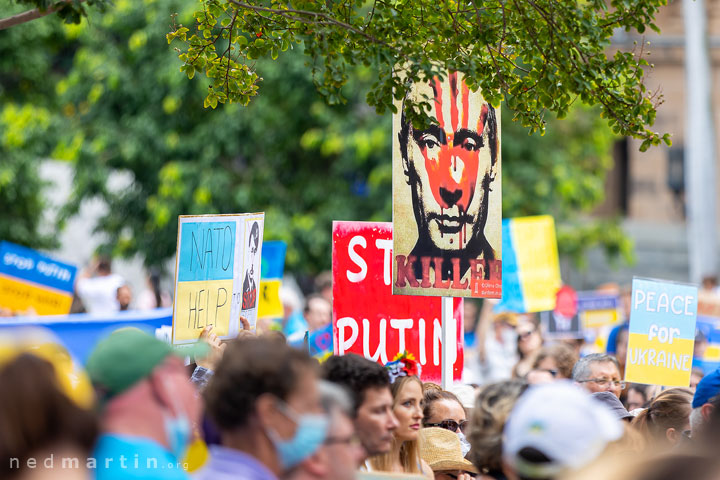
170, 0, 670, 151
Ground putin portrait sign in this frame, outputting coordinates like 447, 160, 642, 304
393, 72, 502, 298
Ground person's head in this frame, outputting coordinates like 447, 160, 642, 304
391, 375, 425, 443
369, 374, 425, 474
572, 353, 624, 398
701, 275, 718, 291
631, 387, 692, 449
626, 384, 650, 412
419, 427, 479, 480
689, 367, 720, 439
116, 284, 132, 311
516, 316, 542, 358
615, 327, 629, 369
463, 299, 481, 334
531, 343, 578, 380
690, 367, 705, 391
304, 294, 332, 332
96, 256, 112, 275
288, 381, 364, 480
493, 312, 518, 345
204, 336, 325, 474
0, 353, 98, 480
314, 271, 333, 305
423, 389, 467, 433
321, 354, 398, 457
248, 221, 260, 275
591, 392, 634, 422
502, 382, 623, 480
467, 379, 528, 474
87, 328, 205, 458
398, 71, 499, 254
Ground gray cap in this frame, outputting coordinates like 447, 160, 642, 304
591, 391, 633, 421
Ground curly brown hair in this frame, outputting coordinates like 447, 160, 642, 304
204, 337, 316, 431
531, 342, 578, 379
467, 379, 528, 473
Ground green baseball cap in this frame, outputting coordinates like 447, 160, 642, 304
86, 327, 208, 398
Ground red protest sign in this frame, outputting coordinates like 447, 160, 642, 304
332, 221, 463, 383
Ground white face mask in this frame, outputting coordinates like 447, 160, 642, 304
457, 431, 471, 457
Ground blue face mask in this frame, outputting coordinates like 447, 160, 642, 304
164, 413, 191, 460
267, 401, 329, 470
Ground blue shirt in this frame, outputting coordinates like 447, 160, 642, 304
193, 445, 278, 480
93, 433, 189, 480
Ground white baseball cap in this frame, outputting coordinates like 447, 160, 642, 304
503, 381, 623, 478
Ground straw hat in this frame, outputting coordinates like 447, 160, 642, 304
419, 427, 479, 474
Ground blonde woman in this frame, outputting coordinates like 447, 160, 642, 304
369, 374, 434, 478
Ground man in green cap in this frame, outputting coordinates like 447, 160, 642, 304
87, 327, 207, 480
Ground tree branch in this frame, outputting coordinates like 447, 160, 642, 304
0, 0, 84, 30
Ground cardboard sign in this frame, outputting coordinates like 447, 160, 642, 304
172, 213, 264, 344
496, 216, 561, 313
392, 71, 502, 299
258, 241, 286, 319
333, 221, 463, 383
625, 277, 698, 387
0, 241, 77, 315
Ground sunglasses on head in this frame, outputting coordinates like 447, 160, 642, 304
424, 419, 468, 433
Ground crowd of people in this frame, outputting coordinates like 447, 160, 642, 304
3, 303, 720, 480
3, 258, 720, 479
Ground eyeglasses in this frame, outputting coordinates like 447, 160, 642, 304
424, 419, 468, 433
324, 434, 362, 447
517, 329, 536, 340
578, 378, 627, 389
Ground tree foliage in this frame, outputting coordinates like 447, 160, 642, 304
170, 0, 671, 151
2, 0, 110, 30
0, 0, 628, 274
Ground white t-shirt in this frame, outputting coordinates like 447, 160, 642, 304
76, 273, 125, 314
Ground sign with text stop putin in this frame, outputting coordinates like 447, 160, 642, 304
332, 221, 463, 383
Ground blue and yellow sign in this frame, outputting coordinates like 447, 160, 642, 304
496, 216, 561, 313
258, 241, 286, 319
0, 241, 77, 315
625, 277, 698, 387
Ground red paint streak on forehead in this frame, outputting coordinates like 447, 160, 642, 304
450, 72, 459, 134
477, 104, 489, 135
462, 83, 470, 130
432, 78, 445, 130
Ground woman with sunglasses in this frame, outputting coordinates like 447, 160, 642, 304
422, 389, 470, 457
512, 316, 543, 379
369, 357, 433, 478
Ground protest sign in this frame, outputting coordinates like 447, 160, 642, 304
496, 216, 561, 313
392, 71, 502, 299
539, 285, 581, 339
0, 241, 77, 315
0, 308, 172, 363
258, 241, 286, 319
578, 292, 620, 329
625, 277, 698, 387
172, 213, 264, 344
308, 322, 333, 360
333, 221, 463, 383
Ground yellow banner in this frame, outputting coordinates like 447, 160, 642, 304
0, 275, 73, 315
258, 279, 283, 319
511, 216, 561, 312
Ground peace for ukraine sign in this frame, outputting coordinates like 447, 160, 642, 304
625, 277, 698, 387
